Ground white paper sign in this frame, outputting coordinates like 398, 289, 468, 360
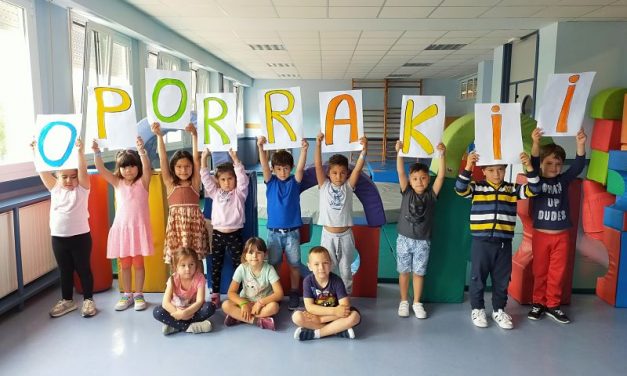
145, 68, 191, 130
319, 90, 364, 153
474, 103, 523, 166
537, 72, 596, 136
87, 85, 137, 150
197, 93, 237, 152
399, 96, 445, 158
258, 87, 304, 151
34, 114, 83, 172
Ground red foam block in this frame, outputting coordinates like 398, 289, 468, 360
591, 119, 622, 152
582, 180, 616, 240
596, 226, 622, 306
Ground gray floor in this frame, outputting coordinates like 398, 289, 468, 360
1, 282, 626, 376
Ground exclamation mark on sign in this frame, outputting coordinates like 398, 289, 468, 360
491, 105, 502, 160
556, 74, 580, 133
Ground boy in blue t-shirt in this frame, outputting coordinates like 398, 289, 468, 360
291, 246, 361, 341
257, 136, 308, 310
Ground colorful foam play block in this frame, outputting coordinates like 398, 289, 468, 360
622, 94, 627, 146
591, 119, 622, 152
616, 231, 627, 307
589, 87, 627, 120
607, 170, 627, 196
596, 226, 621, 306
604, 205, 627, 231
587, 150, 609, 185
582, 180, 615, 240
608, 150, 627, 171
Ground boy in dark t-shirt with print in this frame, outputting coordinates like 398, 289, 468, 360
291, 247, 360, 341
528, 128, 586, 324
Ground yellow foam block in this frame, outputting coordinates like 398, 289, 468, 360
119, 173, 170, 293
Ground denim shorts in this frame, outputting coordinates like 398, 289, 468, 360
396, 234, 430, 276
267, 228, 301, 267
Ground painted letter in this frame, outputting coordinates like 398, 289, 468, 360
491, 105, 502, 160
203, 97, 230, 145
38, 121, 77, 167
94, 87, 132, 139
402, 101, 437, 155
264, 90, 296, 143
324, 94, 358, 145
152, 78, 188, 123
556, 74, 580, 133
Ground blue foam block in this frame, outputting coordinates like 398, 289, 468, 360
616, 231, 627, 307
616, 196, 627, 211
608, 151, 627, 172
604, 205, 627, 231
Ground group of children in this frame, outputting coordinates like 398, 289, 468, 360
33, 121, 586, 337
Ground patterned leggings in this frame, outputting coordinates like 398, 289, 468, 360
211, 229, 243, 292
152, 302, 215, 331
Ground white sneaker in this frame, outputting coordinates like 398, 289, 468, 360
398, 301, 410, 317
492, 309, 513, 330
186, 320, 213, 334
413, 302, 427, 319
471, 308, 488, 328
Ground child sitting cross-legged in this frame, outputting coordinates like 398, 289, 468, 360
291, 246, 361, 341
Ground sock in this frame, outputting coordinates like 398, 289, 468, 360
313, 329, 321, 339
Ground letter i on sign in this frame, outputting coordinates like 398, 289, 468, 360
556, 74, 580, 133
491, 105, 502, 160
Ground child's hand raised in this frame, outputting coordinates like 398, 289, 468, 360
436, 142, 446, 156
520, 152, 532, 168
136, 136, 145, 152
316, 132, 324, 145
185, 123, 197, 136
201, 147, 211, 161
228, 148, 240, 164
76, 138, 85, 154
151, 122, 163, 136
531, 128, 543, 144
395, 140, 403, 153
576, 128, 587, 145
465, 151, 478, 171
302, 139, 309, 150
91, 139, 101, 153
257, 136, 266, 149
30, 139, 37, 152
360, 136, 368, 153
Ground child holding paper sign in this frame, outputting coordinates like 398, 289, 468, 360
200, 147, 249, 307
394, 140, 446, 319
31, 138, 97, 318
455, 151, 540, 330
92, 137, 153, 311
527, 128, 587, 324
314, 133, 368, 295
152, 123, 209, 264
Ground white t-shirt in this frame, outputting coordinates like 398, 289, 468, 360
49, 184, 90, 237
317, 179, 353, 227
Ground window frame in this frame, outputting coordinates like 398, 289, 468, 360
0, 0, 43, 183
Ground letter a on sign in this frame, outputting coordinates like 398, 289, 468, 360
537, 72, 595, 136
258, 87, 303, 151
319, 90, 364, 153
474, 103, 523, 166
399, 96, 445, 158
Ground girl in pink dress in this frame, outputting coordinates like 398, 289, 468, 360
92, 136, 154, 311
151, 122, 209, 265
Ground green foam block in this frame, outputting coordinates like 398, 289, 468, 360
587, 149, 609, 185
589, 87, 627, 120
607, 169, 626, 196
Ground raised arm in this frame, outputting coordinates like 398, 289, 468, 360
230, 149, 249, 195
562, 128, 587, 180
151, 122, 174, 190
91, 140, 118, 187
76, 138, 90, 190
257, 136, 272, 183
530, 127, 542, 172
518, 152, 541, 198
348, 137, 368, 189
31, 141, 56, 190
295, 139, 309, 183
432, 142, 446, 196
137, 136, 152, 190
455, 151, 478, 198
396, 140, 408, 192
314, 133, 326, 187
186, 123, 201, 190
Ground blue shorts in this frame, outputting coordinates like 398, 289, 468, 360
267, 228, 301, 267
396, 234, 430, 276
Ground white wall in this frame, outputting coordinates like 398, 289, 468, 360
422, 78, 475, 116
491, 45, 504, 103
477, 60, 493, 103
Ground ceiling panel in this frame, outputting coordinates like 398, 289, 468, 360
378, 7, 435, 18
329, 7, 381, 18
429, 6, 491, 18
276, 7, 327, 18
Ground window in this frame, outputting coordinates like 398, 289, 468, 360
0, 0, 39, 180
459, 75, 477, 100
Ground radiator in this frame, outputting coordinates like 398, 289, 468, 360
0, 212, 17, 299
18, 201, 56, 285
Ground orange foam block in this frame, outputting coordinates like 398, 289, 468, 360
596, 226, 622, 306
352, 225, 380, 298
582, 180, 616, 240
75, 173, 112, 294
591, 119, 622, 152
